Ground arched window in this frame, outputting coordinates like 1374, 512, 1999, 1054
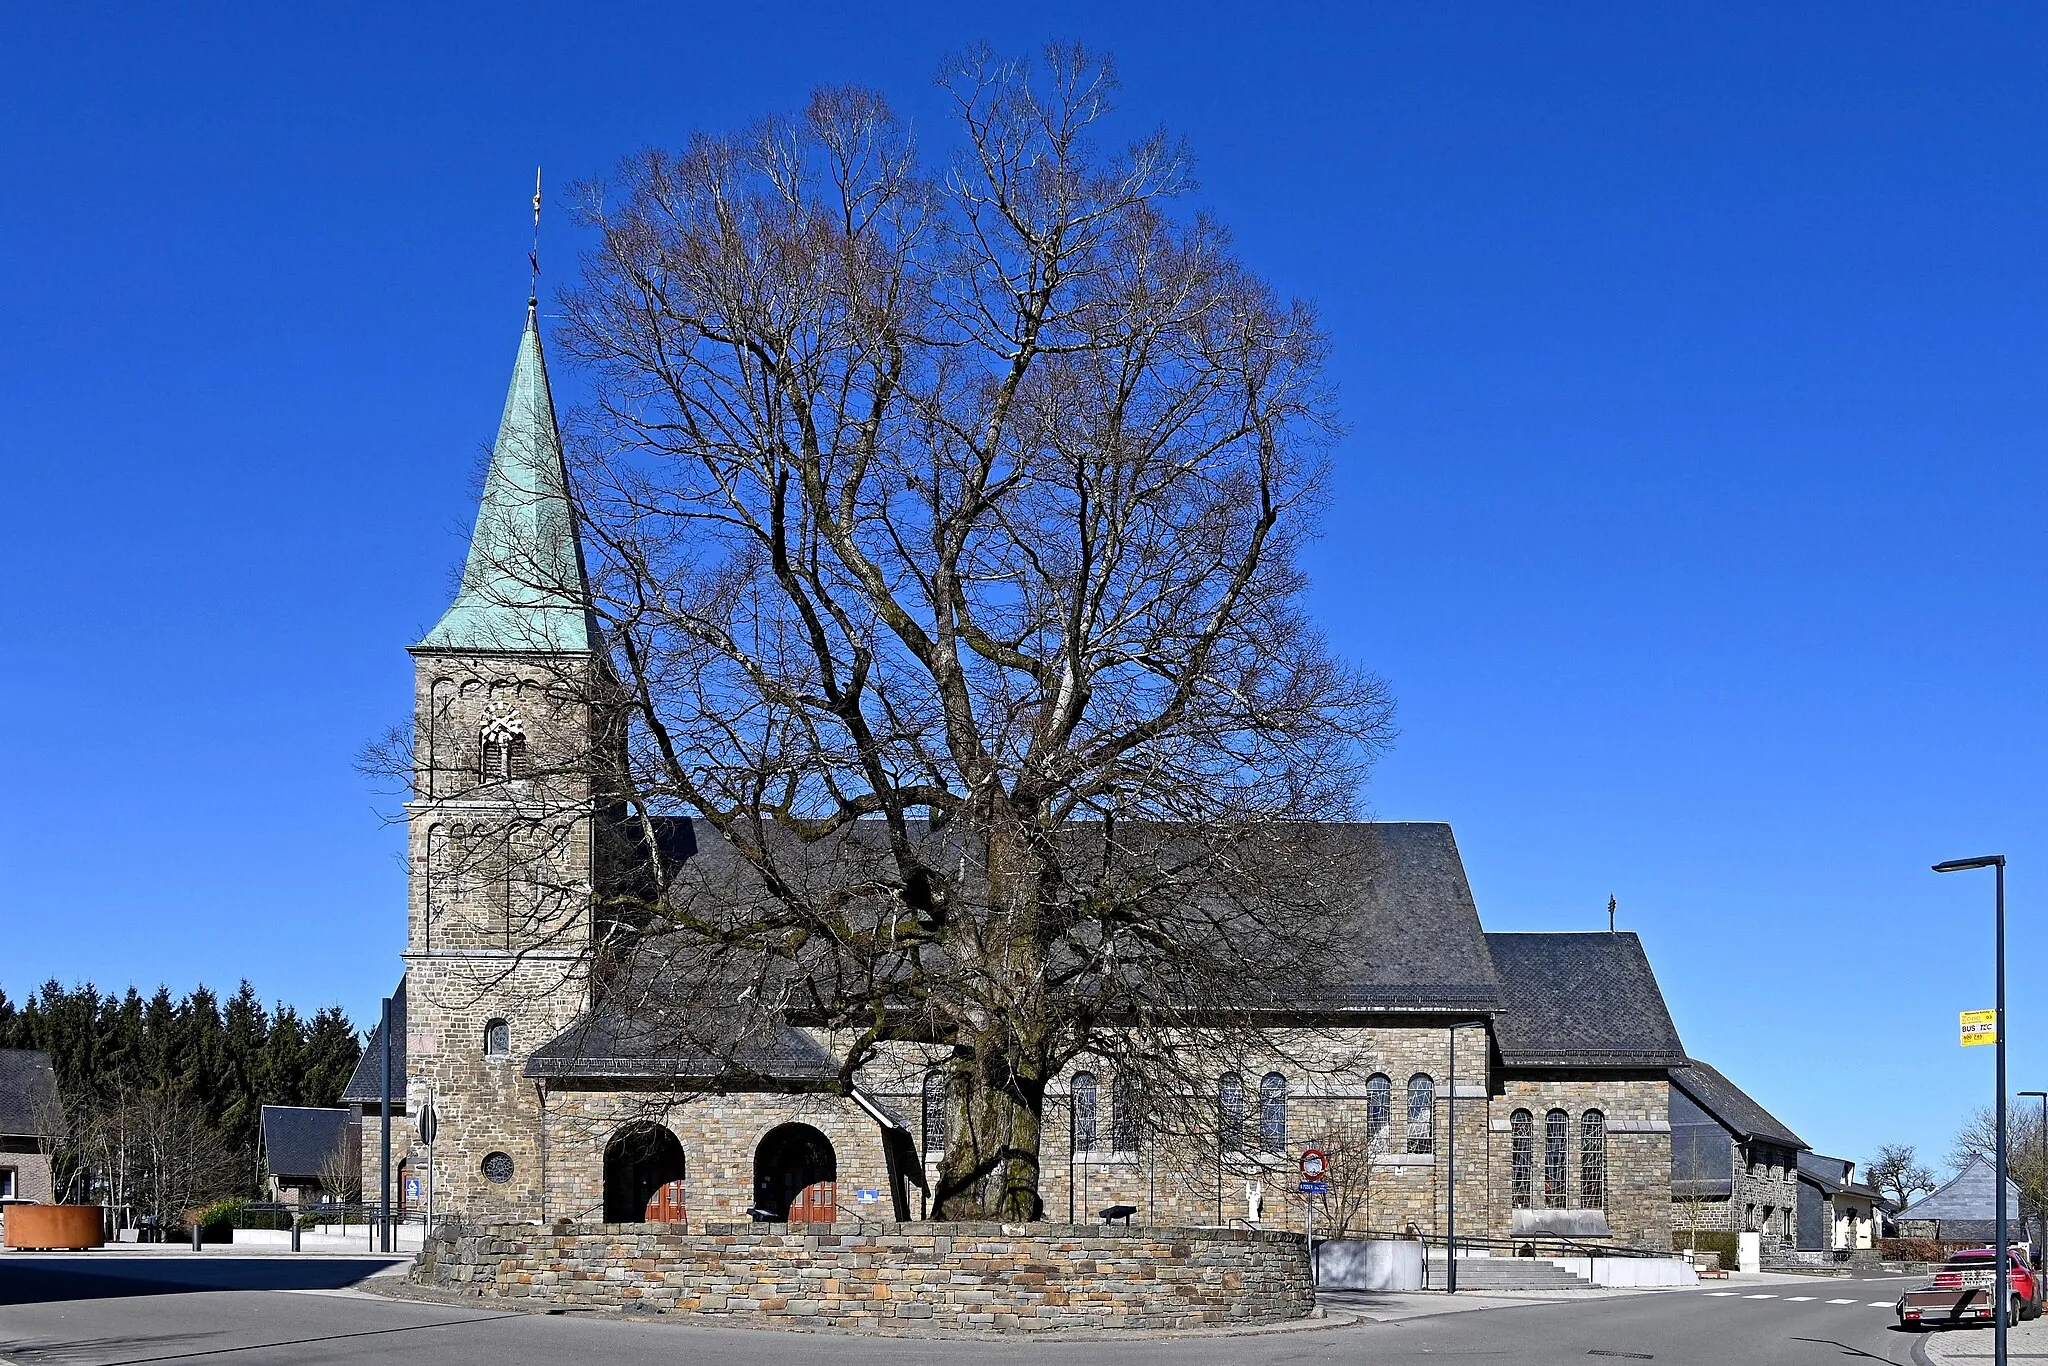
922, 1071, 949, 1156
1406, 1075, 1435, 1155
1510, 1109, 1534, 1208
480, 714, 526, 781
1072, 1072, 1099, 1154
1111, 1072, 1143, 1153
1543, 1108, 1569, 1207
1580, 1110, 1607, 1209
1217, 1072, 1246, 1153
1259, 1072, 1287, 1153
484, 1019, 509, 1057
1364, 1074, 1392, 1154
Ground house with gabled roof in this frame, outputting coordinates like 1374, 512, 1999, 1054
1796, 1152, 1881, 1252
349, 295, 1709, 1249
1897, 1153, 2021, 1244
1669, 1057, 1808, 1257
260, 1105, 358, 1205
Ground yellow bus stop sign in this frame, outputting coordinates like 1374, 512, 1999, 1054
1960, 1009, 1997, 1046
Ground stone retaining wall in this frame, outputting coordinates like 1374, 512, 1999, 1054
412, 1220, 1315, 1332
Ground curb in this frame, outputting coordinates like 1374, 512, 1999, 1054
364, 1277, 1364, 1341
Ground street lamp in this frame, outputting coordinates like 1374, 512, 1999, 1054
1933, 854, 2008, 1365
2021, 1091, 2046, 1255
1444, 1018, 1488, 1294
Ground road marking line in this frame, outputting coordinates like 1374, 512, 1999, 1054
1868, 1302, 1891, 1308
1706, 1291, 1739, 1297
1827, 1298, 1856, 1304
1786, 1296, 1815, 1301
1743, 1294, 1777, 1299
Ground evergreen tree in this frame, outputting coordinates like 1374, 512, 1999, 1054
0, 980, 362, 1199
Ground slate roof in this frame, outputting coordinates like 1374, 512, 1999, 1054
643, 817, 1504, 1014
1900, 1153, 2021, 1223
1485, 932, 1686, 1068
525, 1003, 840, 1084
340, 978, 406, 1105
1797, 1151, 1878, 1199
261, 1105, 355, 1181
0, 1049, 62, 1138
1668, 1058, 1807, 1150
1311, 823, 1503, 1011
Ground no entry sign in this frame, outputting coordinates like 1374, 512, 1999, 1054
1299, 1149, 1327, 1181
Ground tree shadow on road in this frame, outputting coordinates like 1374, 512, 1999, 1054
0, 1257, 404, 1304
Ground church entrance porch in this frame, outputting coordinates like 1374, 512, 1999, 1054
755, 1122, 836, 1223
602, 1122, 687, 1224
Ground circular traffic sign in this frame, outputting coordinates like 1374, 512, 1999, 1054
1300, 1148, 1327, 1180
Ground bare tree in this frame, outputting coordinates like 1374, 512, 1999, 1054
539, 45, 1391, 1219
318, 1139, 362, 1204
83, 1090, 236, 1233
1946, 1106, 2046, 1238
1297, 1115, 1383, 1241
1868, 1142, 1937, 1215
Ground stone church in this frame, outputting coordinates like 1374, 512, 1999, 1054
344, 302, 1692, 1249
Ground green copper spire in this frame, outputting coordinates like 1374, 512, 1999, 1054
417, 303, 595, 653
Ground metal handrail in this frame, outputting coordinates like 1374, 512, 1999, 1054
1336, 1227, 1676, 1261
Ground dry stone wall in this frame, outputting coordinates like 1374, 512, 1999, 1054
413, 1221, 1315, 1332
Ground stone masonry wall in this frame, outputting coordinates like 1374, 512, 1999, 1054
413, 1221, 1314, 1332
537, 1089, 896, 1225
1489, 1076, 1672, 1250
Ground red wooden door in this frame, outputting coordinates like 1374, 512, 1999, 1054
644, 1180, 687, 1225
788, 1180, 836, 1223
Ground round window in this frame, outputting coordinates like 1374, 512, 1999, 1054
481, 1151, 514, 1185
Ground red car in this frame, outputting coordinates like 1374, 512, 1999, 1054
1897, 1248, 2042, 1330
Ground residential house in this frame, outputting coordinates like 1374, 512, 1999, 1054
260, 1105, 358, 1205
1669, 1058, 1808, 1256
0, 1049, 63, 1206
1897, 1153, 2021, 1244
1796, 1152, 1880, 1252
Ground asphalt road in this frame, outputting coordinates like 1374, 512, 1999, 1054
0, 1257, 1941, 1366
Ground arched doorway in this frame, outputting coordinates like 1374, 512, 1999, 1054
603, 1122, 687, 1224
754, 1123, 836, 1223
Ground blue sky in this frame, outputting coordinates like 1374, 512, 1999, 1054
3, 3, 2042, 1173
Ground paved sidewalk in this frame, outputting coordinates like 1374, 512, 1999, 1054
1919, 1316, 2048, 1362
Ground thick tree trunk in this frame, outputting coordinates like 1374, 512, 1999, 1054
933, 814, 1051, 1220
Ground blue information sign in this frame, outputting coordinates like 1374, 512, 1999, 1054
1298, 1180, 1327, 1194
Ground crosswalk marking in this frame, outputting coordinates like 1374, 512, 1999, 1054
1701, 1292, 1897, 1311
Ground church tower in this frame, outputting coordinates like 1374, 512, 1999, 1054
402, 299, 607, 1219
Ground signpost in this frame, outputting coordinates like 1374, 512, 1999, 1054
1299, 1149, 1328, 1284
417, 1090, 439, 1237
1961, 1009, 1998, 1047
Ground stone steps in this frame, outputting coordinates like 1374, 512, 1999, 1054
1427, 1256, 1598, 1290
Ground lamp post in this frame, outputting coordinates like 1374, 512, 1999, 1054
1934, 854, 2007, 1365
2021, 1091, 2046, 1255
1444, 1018, 1488, 1293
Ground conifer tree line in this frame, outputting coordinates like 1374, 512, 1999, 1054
0, 980, 361, 1208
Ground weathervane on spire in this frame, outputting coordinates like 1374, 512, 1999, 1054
529, 166, 543, 306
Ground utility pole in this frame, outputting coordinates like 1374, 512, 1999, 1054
379, 995, 392, 1255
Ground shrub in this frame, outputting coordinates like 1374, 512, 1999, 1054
1674, 1230, 1741, 1270
1877, 1237, 1952, 1264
